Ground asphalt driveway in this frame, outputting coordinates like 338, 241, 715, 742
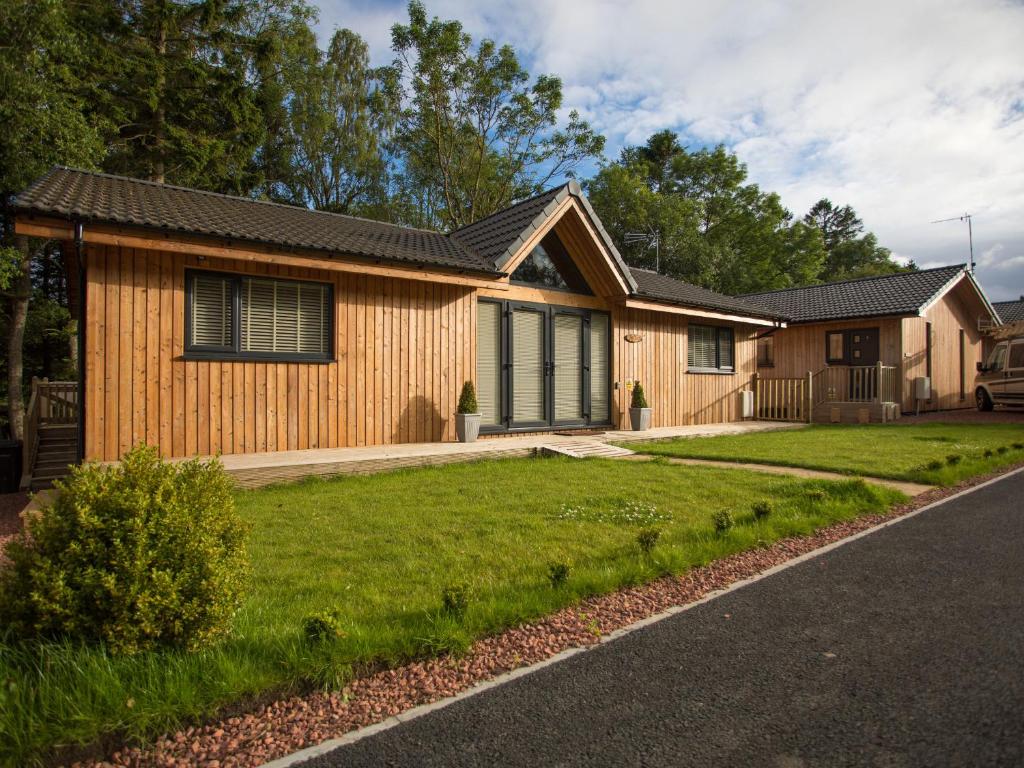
301, 470, 1024, 768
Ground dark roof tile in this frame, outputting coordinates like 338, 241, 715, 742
740, 266, 967, 323
14, 167, 497, 274
630, 268, 784, 321
994, 299, 1024, 324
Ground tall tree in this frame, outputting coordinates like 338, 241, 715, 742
588, 134, 825, 294
386, 1, 605, 230
276, 28, 396, 215
75, 0, 313, 194
803, 198, 910, 280
0, 0, 103, 439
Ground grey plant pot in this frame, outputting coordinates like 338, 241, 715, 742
456, 412, 482, 442
629, 407, 652, 431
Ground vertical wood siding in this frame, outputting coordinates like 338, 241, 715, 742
902, 284, 985, 412
611, 307, 758, 426
765, 317, 902, 381
83, 244, 475, 461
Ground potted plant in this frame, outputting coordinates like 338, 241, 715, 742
455, 381, 481, 442
629, 380, 652, 431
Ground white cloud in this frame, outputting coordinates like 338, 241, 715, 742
314, 0, 1024, 299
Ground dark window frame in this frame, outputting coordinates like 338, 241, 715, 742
687, 323, 736, 374
184, 268, 335, 363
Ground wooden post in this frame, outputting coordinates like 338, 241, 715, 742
751, 371, 759, 420
876, 360, 884, 403
806, 371, 813, 423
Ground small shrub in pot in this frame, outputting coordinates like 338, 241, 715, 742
629, 381, 652, 431
455, 381, 481, 442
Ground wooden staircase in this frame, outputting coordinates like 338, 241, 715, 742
21, 379, 79, 491
29, 424, 78, 490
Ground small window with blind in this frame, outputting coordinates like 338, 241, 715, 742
688, 324, 735, 373
186, 270, 332, 361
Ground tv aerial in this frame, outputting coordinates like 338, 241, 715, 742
931, 213, 975, 272
625, 228, 661, 272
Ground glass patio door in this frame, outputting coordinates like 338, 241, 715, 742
511, 306, 548, 427
553, 311, 585, 425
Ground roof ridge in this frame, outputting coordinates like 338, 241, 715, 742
738, 263, 966, 298
41, 166, 452, 238
448, 184, 569, 235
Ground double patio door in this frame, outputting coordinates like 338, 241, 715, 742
478, 300, 610, 432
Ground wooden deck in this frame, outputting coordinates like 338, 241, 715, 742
215, 422, 804, 488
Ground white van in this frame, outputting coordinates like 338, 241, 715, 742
976, 336, 1024, 410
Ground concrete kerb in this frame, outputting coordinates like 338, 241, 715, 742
258, 464, 1024, 768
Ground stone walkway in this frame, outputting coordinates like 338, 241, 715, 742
218, 421, 804, 488
619, 455, 933, 497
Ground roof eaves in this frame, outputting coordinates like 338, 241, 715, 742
915, 266, 969, 316
633, 289, 788, 323
566, 180, 638, 293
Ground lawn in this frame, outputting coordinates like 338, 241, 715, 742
0, 456, 902, 765
624, 423, 1024, 485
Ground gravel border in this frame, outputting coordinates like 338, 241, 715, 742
61, 459, 1024, 768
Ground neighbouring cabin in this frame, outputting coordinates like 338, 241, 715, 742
13, 168, 781, 477
743, 266, 999, 417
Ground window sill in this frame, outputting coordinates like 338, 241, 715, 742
182, 354, 336, 364
687, 368, 736, 376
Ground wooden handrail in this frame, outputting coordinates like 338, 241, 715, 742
811, 364, 899, 405
20, 377, 41, 489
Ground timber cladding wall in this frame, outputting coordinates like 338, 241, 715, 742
611, 307, 757, 427
83, 244, 476, 461
766, 317, 903, 380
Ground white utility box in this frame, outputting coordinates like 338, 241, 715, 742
914, 376, 931, 401
741, 390, 754, 419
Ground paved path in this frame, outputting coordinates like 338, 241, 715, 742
631, 455, 934, 497
298, 470, 1024, 768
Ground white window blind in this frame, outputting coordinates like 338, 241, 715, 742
718, 327, 734, 370
688, 325, 717, 369
590, 313, 610, 422
241, 278, 328, 355
191, 274, 232, 348
553, 314, 583, 421
513, 310, 546, 422
477, 302, 502, 425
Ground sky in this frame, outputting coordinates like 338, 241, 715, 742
312, 0, 1024, 302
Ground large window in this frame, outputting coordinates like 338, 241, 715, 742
186, 270, 332, 361
688, 324, 734, 372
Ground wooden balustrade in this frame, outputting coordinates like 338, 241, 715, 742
754, 363, 899, 425
20, 378, 79, 489
752, 371, 812, 422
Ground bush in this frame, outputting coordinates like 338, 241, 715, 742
1012, 442, 1023, 450
630, 381, 648, 409
0, 446, 248, 654
441, 583, 469, 617
547, 562, 570, 589
303, 610, 346, 643
926, 459, 944, 471
983, 449, 994, 458
712, 510, 733, 534
996, 446, 1008, 455
946, 454, 962, 465
752, 500, 773, 520
636, 527, 660, 554
806, 489, 827, 503
457, 381, 478, 414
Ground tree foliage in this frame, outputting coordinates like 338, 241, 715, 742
386, 1, 604, 229
588, 133, 825, 294
803, 198, 912, 280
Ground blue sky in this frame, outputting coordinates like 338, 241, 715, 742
312, 0, 1024, 303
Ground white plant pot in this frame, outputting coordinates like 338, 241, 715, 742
629, 407, 652, 431
456, 413, 482, 442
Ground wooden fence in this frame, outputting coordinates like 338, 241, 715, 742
811, 363, 898, 405
752, 372, 812, 422
21, 378, 78, 488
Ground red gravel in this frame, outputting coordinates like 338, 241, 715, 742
65, 461, 1023, 768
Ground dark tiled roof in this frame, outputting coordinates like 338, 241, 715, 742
740, 265, 967, 323
14, 167, 497, 274
629, 268, 784, 321
994, 299, 1024, 324
449, 186, 564, 267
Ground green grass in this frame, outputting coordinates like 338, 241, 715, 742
624, 423, 1024, 485
0, 456, 903, 766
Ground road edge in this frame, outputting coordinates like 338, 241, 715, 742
260, 464, 1024, 768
